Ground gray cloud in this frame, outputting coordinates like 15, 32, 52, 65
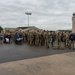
0, 0, 74, 30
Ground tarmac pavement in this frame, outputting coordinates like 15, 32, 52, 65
0, 53, 75, 75
0, 43, 75, 75
0, 43, 74, 63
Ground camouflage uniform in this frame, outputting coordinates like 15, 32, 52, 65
35, 32, 39, 46
29, 32, 33, 46
33, 32, 36, 45
63, 32, 66, 47
11, 32, 14, 43
45, 31, 50, 48
65, 32, 69, 47
57, 32, 61, 48
22, 32, 25, 43
24, 32, 27, 43
40, 33, 45, 46
27, 31, 30, 44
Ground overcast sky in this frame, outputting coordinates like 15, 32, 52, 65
0, 0, 75, 30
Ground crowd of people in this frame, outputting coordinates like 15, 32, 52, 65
0, 29, 75, 49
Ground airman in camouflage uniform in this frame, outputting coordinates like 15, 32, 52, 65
11, 32, 15, 43
29, 32, 34, 46
63, 32, 66, 47
57, 32, 61, 48
33, 32, 36, 45
40, 32, 45, 46
22, 32, 25, 43
27, 32, 29, 44
45, 31, 50, 48
65, 32, 70, 47
24, 32, 27, 43
35, 32, 40, 46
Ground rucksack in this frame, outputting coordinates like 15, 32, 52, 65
69, 34, 74, 41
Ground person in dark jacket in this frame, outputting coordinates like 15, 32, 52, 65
69, 32, 74, 49
14, 31, 22, 44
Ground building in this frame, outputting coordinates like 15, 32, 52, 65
4, 28, 17, 32
4, 26, 44, 33
72, 13, 75, 33
17, 26, 41, 32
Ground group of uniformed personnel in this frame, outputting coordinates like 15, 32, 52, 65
19, 30, 72, 49
0, 29, 74, 49
21, 30, 50, 48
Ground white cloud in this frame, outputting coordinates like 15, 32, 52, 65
0, 0, 74, 30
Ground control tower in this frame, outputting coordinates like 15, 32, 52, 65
72, 13, 75, 33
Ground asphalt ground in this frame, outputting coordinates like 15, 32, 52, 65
0, 43, 75, 63
0, 53, 75, 75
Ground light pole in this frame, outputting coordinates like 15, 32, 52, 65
25, 12, 32, 27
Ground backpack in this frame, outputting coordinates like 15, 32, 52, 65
69, 34, 74, 41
